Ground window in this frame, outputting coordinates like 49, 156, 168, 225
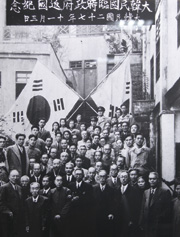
150, 56, 154, 99
69, 61, 82, 69
76, 25, 103, 36
156, 15, 160, 81
16, 72, 31, 98
85, 60, 97, 69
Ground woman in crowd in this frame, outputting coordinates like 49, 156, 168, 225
59, 118, 68, 134
62, 130, 72, 146
51, 122, 60, 142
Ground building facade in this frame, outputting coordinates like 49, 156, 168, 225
144, 0, 180, 182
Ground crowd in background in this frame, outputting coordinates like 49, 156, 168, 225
0, 105, 179, 237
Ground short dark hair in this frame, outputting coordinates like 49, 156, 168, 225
128, 168, 139, 174
94, 126, 101, 131
92, 133, 100, 138
86, 138, 92, 142
121, 121, 129, 126
31, 125, 39, 131
124, 134, 134, 140
28, 134, 37, 140
70, 143, 77, 148
130, 123, 140, 130
55, 131, 62, 137
135, 133, 144, 138
45, 137, 53, 142
15, 133, 26, 140
75, 168, 84, 176
42, 175, 50, 181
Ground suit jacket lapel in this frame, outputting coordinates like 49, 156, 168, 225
147, 189, 151, 207
25, 148, 29, 174
13, 145, 21, 164
150, 187, 161, 206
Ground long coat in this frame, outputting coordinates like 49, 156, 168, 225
6, 144, 29, 177
68, 181, 94, 237
0, 182, 22, 237
120, 184, 142, 237
140, 187, 172, 237
25, 195, 49, 237
93, 184, 119, 237
50, 187, 71, 237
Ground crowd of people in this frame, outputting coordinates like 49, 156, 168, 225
0, 105, 179, 237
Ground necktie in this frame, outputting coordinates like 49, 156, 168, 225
121, 185, 125, 194
149, 189, 155, 206
19, 147, 23, 153
113, 178, 117, 184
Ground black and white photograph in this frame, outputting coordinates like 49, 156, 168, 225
0, 0, 180, 237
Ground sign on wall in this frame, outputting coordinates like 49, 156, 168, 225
7, 0, 155, 25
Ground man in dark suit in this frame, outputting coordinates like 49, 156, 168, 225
47, 159, 63, 188
25, 182, 49, 237
69, 144, 79, 161
93, 170, 118, 237
40, 153, 51, 176
129, 168, 139, 188
50, 175, 71, 237
20, 175, 30, 237
62, 162, 76, 188
139, 172, 172, 237
7, 133, 29, 177
30, 163, 43, 188
58, 139, 71, 157
39, 175, 51, 199
68, 168, 94, 237
44, 137, 53, 156
78, 145, 91, 169
39, 175, 51, 237
0, 170, 22, 237
107, 164, 121, 190
85, 167, 97, 186
119, 170, 141, 237
38, 118, 51, 142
